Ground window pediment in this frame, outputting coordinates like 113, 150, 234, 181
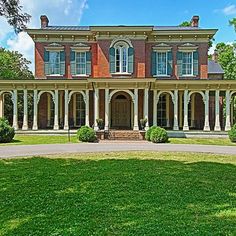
45, 43, 64, 51
71, 43, 90, 52
178, 43, 198, 51
153, 43, 172, 51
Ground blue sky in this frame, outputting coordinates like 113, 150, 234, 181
0, 0, 235, 72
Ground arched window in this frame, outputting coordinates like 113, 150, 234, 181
109, 40, 134, 74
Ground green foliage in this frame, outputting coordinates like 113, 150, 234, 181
0, 0, 31, 33
0, 48, 33, 80
145, 126, 157, 141
229, 18, 236, 32
140, 118, 147, 130
150, 126, 169, 143
179, 21, 191, 26
216, 43, 236, 80
228, 124, 236, 142
0, 118, 15, 143
96, 118, 104, 130
77, 126, 96, 142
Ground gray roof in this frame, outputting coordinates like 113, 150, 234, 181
153, 26, 202, 30
44, 26, 90, 31
208, 60, 224, 74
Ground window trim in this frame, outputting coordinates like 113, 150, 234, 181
156, 51, 168, 76
182, 51, 194, 76
75, 51, 87, 76
114, 42, 129, 74
48, 50, 61, 76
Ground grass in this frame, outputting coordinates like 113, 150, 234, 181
0, 152, 235, 235
0, 134, 235, 146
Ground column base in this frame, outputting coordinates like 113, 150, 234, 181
145, 124, 149, 131
104, 126, 109, 131
64, 125, 69, 130
53, 125, 59, 130
32, 126, 38, 131
133, 125, 139, 131
173, 126, 179, 131
22, 125, 28, 131
203, 126, 210, 131
214, 126, 221, 132
225, 125, 231, 131
94, 125, 99, 131
183, 126, 189, 131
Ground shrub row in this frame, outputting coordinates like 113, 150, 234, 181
0, 118, 15, 143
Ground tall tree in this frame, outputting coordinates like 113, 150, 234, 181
0, 48, 33, 79
179, 21, 191, 27
0, 0, 31, 33
229, 18, 236, 32
216, 43, 236, 80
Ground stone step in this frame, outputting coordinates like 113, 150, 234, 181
108, 130, 145, 140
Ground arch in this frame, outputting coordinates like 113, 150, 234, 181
110, 37, 133, 48
37, 91, 55, 104
109, 90, 134, 103
68, 91, 86, 104
156, 91, 174, 105
230, 91, 236, 101
188, 91, 205, 104
0, 91, 13, 97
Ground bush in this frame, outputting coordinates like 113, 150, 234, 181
145, 126, 157, 141
150, 127, 169, 143
77, 126, 96, 142
228, 124, 236, 142
0, 118, 15, 143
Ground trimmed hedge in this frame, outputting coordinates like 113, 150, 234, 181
228, 124, 236, 143
77, 126, 96, 142
145, 126, 157, 141
0, 118, 15, 143
150, 126, 169, 143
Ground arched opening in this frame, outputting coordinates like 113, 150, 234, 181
230, 92, 236, 126
110, 92, 132, 129
2, 92, 13, 125
69, 92, 86, 128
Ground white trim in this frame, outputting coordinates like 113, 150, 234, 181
156, 51, 168, 76
114, 42, 129, 73
182, 51, 194, 76
110, 36, 133, 48
109, 90, 135, 103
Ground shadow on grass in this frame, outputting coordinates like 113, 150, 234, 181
0, 157, 235, 235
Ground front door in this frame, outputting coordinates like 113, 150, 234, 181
112, 95, 131, 129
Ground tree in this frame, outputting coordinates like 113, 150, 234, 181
229, 18, 236, 32
179, 21, 191, 27
0, 0, 31, 33
0, 48, 33, 80
216, 42, 236, 80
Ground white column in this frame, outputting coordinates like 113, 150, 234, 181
183, 90, 189, 131
22, 89, 28, 130
179, 91, 183, 128
53, 90, 59, 130
85, 90, 90, 127
144, 88, 149, 130
12, 90, 18, 130
190, 94, 195, 128
225, 90, 231, 131
203, 90, 210, 131
230, 99, 234, 125
153, 90, 157, 126
32, 90, 38, 130
105, 88, 109, 131
73, 94, 76, 125
0, 94, 3, 118
64, 90, 69, 130
59, 91, 63, 124
94, 88, 99, 131
133, 88, 139, 130
173, 90, 179, 131
166, 94, 170, 127
47, 93, 51, 127
214, 90, 221, 131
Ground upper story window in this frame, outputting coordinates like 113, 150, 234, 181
44, 44, 65, 76
109, 39, 134, 74
70, 43, 91, 77
151, 44, 172, 77
177, 44, 199, 77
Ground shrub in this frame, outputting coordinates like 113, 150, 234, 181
150, 127, 169, 143
0, 118, 15, 143
145, 126, 157, 141
77, 126, 96, 142
140, 118, 147, 130
228, 124, 236, 142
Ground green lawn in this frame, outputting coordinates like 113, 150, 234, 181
0, 152, 235, 235
0, 134, 235, 146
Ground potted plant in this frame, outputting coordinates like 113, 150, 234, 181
140, 118, 147, 130
96, 118, 104, 130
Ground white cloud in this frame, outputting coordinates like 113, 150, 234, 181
222, 4, 236, 15
208, 43, 216, 55
1, 0, 89, 73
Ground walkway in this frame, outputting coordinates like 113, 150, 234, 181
0, 142, 236, 158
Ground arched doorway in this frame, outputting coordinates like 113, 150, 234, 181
111, 92, 132, 129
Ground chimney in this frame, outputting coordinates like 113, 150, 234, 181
191, 16, 199, 27
40, 15, 49, 28
212, 50, 218, 62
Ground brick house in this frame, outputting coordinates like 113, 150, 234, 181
0, 15, 235, 138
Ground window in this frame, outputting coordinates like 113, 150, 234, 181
182, 52, 193, 76
157, 95, 167, 127
49, 51, 60, 75
115, 43, 128, 73
75, 94, 85, 127
76, 52, 86, 75
157, 52, 167, 75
